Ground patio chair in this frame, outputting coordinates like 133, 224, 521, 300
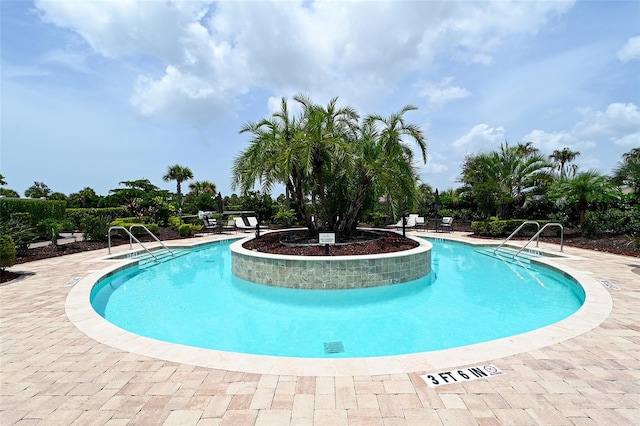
234, 217, 253, 232
391, 215, 417, 229
201, 217, 219, 234
415, 216, 425, 231
440, 216, 454, 232
223, 219, 236, 233
247, 216, 268, 229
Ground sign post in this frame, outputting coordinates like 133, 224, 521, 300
319, 232, 335, 255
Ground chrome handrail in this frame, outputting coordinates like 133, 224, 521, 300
128, 225, 174, 256
493, 221, 540, 254
107, 226, 158, 261
514, 223, 564, 259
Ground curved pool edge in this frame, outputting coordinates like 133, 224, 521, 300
65, 238, 613, 377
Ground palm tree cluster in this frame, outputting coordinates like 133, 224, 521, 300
232, 94, 427, 238
459, 142, 553, 219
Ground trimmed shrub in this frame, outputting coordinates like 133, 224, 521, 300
178, 223, 202, 237
0, 235, 16, 272
471, 219, 553, 237
110, 218, 159, 237
0, 199, 66, 225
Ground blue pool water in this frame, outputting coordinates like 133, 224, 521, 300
91, 239, 584, 358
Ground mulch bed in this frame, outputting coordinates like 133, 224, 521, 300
243, 230, 419, 256
2, 226, 637, 285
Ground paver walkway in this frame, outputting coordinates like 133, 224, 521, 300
1, 232, 639, 425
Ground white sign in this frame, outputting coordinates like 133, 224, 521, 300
318, 232, 336, 245
421, 364, 505, 387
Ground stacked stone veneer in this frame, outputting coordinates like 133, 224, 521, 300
230, 236, 432, 289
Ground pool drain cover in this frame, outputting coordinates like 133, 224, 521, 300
324, 341, 344, 354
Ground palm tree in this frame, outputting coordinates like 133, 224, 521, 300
163, 164, 194, 197
360, 105, 427, 225
163, 164, 194, 219
549, 147, 580, 180
459, 142, 552, 219
188, 180, 217, 196
612, 147, 640, 193
549, 170, 619, 231
233, 97, 310, 225
233, 95, 427, 238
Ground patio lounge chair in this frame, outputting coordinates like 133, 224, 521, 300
391, 214, 417, 229
223, 219, 236, 233
201, 217, 219, 234
234, 217, 253, 232
247, 216, 268, 229
440, 216, 454, 232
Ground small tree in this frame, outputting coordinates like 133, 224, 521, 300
0, 235, 16, 273
549, 170, 619, 234
24, 181, 52, 199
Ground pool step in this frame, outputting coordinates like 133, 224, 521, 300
475, 247, 542, 264
128, 249, 188, 269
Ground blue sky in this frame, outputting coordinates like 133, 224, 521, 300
2, 0, 639, 198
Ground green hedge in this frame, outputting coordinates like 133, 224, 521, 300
0, 199, 66, 225
471, 219, 555, 237
110, 218, 159, 236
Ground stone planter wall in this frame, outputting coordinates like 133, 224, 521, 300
230, 234, 432, 289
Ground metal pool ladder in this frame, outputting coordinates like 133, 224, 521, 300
107, 225, 174, 262
494, 221, 564, 259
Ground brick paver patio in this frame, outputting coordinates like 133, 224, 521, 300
1, 232, 638, 425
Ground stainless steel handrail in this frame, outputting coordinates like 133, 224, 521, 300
514, 223, 564, 259
107, 226, 158, 261
128, 225, 174, 256
493, 221, 540, 255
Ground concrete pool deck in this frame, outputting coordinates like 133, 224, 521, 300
2, 231, 639, 425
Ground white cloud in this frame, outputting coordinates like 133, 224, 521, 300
42, 49, 91, 73
452, 124, 506, 153
33, 0, 574, 124
416, 77, 471, 108
526, 103, 640, 152
617, 35, 640, 62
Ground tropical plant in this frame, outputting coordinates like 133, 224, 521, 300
459, 141, 552, 219
232, 94, 427, 238
68, 187, 101, 208
24, 181, 52, 199
549, 147, 581, 179
108, 179, 170, 219
0, 218, 35, 253
548, 170, 620, 233
612, 147, 640, 193
188, 180, 217, 196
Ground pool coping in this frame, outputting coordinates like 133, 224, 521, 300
65, 234, 613, 377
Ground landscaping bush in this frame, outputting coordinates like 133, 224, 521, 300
0, 218, 36, 253
110, 218, 159, 237
66, 207, 128, 231
178, 223, 202, 237
0, 199, 66, 225
0, 235, 16, 272
36, 218, 73, 246
471, 219, 553, 237
81, 215, 114, 241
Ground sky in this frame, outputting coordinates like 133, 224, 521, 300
1, 0, 639, 199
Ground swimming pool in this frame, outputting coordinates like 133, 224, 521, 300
90, 238, 585, 358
